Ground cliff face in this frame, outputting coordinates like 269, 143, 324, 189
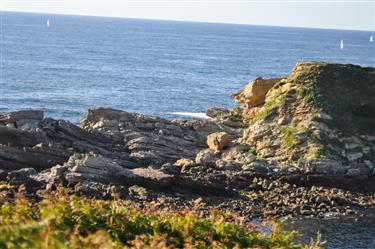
234, 62, 375, 174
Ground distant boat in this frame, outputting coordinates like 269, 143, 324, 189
46, 19, 50, 28
370, 35, 374, 42
340, 39, 344, 49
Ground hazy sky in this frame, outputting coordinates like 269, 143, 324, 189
2, 0, 375, 31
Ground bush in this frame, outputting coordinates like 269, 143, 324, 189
0, 189, 322, 249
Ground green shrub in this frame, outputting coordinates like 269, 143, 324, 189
0, 189, 321, 249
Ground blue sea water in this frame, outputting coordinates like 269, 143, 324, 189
284, 210, 375, 249
1, 11, 374, 123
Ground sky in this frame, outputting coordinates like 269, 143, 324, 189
2, 0, 375, 31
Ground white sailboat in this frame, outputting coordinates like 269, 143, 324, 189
370, 35, 374, 42
46, 19, 50, 28
340, 39, 344, 49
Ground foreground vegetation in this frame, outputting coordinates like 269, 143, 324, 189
0, 188, 322, 249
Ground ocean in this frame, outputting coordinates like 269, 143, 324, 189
1, 11, 374, 123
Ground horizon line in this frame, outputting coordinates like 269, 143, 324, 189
3, 10, 374, 32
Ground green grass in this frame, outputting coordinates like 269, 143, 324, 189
281, 127, 300, 148
0, 189, 321, 249
252, 98, 278, 122
252, 93, 289, 122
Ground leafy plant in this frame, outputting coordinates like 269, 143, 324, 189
0, 189, 321, 249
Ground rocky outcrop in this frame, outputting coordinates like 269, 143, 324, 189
233, 62, 375, 178
0, 110, 132, 171
80, 108, 238, 166
0, 108, 240, 196
0, 61, 374, 219
0, 110, 43, 128
233, 77, 281, 107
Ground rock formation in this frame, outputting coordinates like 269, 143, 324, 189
233, 77, 281, 107
0, 61, 374, 218
234, 62, 375, 178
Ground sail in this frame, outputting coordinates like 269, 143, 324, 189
340, 40, 344, 49
46, 19, 50, 28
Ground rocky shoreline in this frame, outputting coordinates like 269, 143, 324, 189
0, 61, 374, 221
